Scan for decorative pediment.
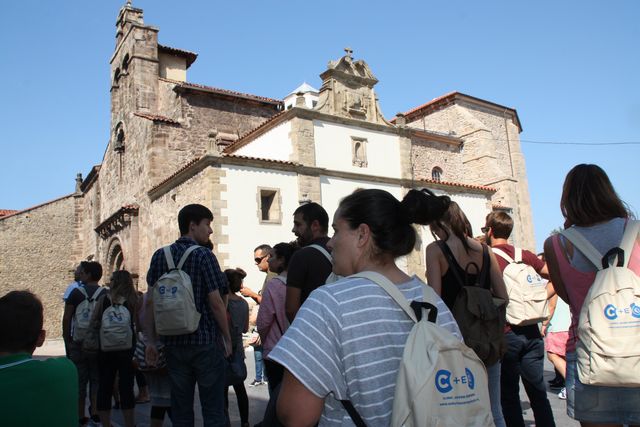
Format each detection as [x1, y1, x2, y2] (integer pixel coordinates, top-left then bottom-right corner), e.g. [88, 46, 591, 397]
[316, 49, 390, 125]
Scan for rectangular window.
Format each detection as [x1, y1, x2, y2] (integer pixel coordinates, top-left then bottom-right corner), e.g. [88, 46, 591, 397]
[258, 188, 281, 224]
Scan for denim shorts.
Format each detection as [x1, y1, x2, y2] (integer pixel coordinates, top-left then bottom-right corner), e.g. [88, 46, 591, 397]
[566, 351, 640, 424]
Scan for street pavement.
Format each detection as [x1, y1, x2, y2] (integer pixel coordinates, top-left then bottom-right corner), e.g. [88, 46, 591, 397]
[36, 339, 577, 426]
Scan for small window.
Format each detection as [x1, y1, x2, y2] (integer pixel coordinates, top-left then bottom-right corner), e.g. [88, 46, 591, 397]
[351, 137, 368, 167]
[113, 68, 121, 86]
[312, 100, 318, 108]
[122, 54, 130, 72]
[258, 188, 281, 223]
[114, 123, 125, 152]
[432, 167, 443, 182]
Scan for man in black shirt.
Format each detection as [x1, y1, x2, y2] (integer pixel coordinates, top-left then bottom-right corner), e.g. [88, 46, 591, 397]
[285, 202, 333, 322]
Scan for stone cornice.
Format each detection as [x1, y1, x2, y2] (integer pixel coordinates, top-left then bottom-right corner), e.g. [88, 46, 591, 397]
[148, 154, 495, 201]
[95, 205, 140, 240]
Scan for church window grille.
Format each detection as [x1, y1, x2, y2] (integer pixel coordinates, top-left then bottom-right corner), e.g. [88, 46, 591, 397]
[432, 166, 443, 182]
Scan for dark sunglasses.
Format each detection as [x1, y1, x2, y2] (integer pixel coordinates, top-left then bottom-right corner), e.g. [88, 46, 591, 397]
[481, 226, 490, 233]
[254, 255, 269, 264]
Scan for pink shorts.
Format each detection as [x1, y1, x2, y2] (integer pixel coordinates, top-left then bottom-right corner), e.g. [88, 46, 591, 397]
[545, 331, 569, 356]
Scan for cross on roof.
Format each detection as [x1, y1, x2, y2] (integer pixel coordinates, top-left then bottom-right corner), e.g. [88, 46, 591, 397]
[344, 47, 353, 58]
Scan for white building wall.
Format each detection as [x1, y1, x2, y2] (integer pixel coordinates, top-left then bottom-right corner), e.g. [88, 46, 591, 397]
[314, 120, 402, 178]
[219, 165, 299, 292]
[234, 121, 293, 161]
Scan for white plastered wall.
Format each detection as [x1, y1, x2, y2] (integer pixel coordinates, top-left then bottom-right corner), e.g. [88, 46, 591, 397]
[234, 121, 293, 161]
[219, 165, 299, 292]
[314, 120, 402, 178]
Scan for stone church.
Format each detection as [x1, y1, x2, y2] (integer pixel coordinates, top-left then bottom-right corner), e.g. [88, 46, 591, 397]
[0, 3, 534, 336]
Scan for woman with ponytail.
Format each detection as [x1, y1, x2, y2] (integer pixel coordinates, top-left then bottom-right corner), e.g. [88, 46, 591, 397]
[268, 188, 461, 426]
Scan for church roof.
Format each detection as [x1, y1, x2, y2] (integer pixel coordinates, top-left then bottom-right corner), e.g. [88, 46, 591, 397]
[0, 194, 75, 221]
[395, 92, 522, 132]
[160, 78, 283, 106]
[158, 44, 197, 68]
[288, 82, 319, 95]
[133, 112, 180, 125]
[0, 209, 17, 217]
[222, 110, 291, 154]
[418, 178, 496, 193]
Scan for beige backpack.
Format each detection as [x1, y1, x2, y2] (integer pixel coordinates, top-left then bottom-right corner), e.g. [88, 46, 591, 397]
[492, 248, 549, 326]
[153, 245, 201, 336]
[560, 221, 640, 386]
[351, 271, 493, 427]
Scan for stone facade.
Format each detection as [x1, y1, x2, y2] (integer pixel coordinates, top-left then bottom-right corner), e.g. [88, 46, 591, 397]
[0, 196, 76, 336]
[0, 3, 536, 336]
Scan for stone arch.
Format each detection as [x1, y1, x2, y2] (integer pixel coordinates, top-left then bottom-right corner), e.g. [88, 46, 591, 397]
[114, 121, 126, 152]
[122, 53, 130, 72]
[106, 237, 126, 278]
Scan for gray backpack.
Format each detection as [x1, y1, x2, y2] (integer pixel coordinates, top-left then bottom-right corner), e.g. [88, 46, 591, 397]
[100, 296, 134, 352]
[73, 286, 105, 342]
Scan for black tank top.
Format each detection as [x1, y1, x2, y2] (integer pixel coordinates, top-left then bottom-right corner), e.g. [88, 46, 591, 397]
[437, 241, 491, 310]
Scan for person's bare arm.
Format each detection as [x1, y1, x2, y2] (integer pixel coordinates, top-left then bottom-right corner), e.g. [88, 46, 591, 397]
[544, 237, 570, 305]
[285, 287, 302, 323]
[62, 303, 74, 344]
[425, 243, 443, 295]
[144, 291, 159, 366]
[277, 370, 324, 427]
[538, 263, 550, 280]
[208, 290, 232, 357]
[542, 293, 558, 336]
[488, 251, 509, 301]
[240, 287, 262, 304]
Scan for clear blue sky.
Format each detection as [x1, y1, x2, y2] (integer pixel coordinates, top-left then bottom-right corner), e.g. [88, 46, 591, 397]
[1, 0, 638, 251]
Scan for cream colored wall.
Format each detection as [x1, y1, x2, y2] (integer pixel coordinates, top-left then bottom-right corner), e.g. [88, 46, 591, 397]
[219, 165, 299, 292]
[314, 120, 402, 178]
[158, 52, 187, 81]
[234, 121, 293, 161]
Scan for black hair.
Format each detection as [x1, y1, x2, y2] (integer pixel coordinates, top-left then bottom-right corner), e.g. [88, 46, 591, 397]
[80, 261, 103, 282]
[254, 244, 272, 253]
[0, 290, 43, 353]
[293, 202, 329, 233]
[338, 188, 450, 258]
[178, 204, 214, 236]
[271, 242, 298, 273]
[224, 268, 247, 293]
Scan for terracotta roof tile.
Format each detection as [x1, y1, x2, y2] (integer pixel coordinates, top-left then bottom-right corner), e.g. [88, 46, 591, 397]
[418, 178, 496, 193]
[133, 112, 180, 125]
[0, 194, 75, 221]
[158, 44, 197, 67]
[0, 209, 18, 217]
[223, 154, 297, 166]
[160, 78, 282, 105]
[222, 110, 289, 154]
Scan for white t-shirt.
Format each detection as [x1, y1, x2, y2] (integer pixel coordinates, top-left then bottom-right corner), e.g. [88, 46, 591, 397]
[268, 275, 461, 426]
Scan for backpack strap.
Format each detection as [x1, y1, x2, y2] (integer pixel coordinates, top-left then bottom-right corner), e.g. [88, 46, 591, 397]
[620, 220, 640, 268]
[76, 286, 89, 300]
[514, 248, 523, 263]
[308, 244, 333, 264]
[354, 271, 417, 322]
[339, 400, 368, 427]
[437, 241, 491, 290]
[477, 244, 491, 290]
[163, 245, 199, 271]
[492, 248, 515, 264]
[437, 241, 467, 289]
[560, 228, 604, 270]
[91, 286, 105, 302]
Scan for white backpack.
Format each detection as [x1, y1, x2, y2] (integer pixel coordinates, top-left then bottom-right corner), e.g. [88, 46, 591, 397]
[72, 286, 105, 342]
[153, 245, 201, 336]
[100, 296, 134, 352]
[560, 221, 640, 386]
[308, 244, 342, 284]
[352, 271, 493, 427]
[492, 248, 549, 326]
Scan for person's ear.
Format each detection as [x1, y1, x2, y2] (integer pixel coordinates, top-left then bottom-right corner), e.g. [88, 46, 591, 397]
[36, 329, 46, 348]
[356, 223, 371, 248]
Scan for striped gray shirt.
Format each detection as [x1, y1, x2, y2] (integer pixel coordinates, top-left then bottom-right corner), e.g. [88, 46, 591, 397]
[268, 275, 461, 426]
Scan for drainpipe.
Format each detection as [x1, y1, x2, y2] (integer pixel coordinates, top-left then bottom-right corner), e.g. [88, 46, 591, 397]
[503, 108, 514, 177]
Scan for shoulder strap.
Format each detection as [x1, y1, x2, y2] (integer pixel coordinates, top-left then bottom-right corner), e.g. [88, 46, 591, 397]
[492, 248, 515, 264]
[308, 244, 333, 264]
[437, 241, 466, 288]
[620, 220, 640, 268]
[163, 246, 176, 270]
[353, 271, 418, 323]
[177, 245, 199, 270]
[91, 286, 105, 302]
[514, 248, 523, 263]
[0, 358, 35, 370]
[340, 400, 367, 427]
[478, 244, 491, 290]
[76, 286, 88, 299]
[560, 228, 603, 270]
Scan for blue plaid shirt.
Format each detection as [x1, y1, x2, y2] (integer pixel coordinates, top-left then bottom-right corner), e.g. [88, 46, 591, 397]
[147, 237, 228, 346]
